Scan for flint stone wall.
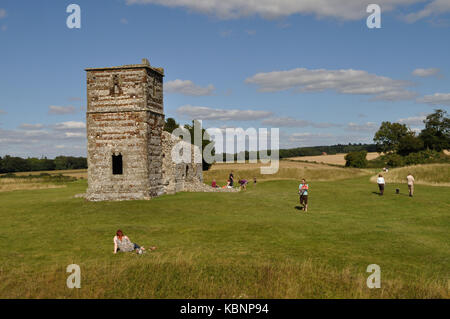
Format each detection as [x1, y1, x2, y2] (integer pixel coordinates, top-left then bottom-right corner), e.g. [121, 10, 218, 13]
[85, 60, 235, 201]
[85, 61, 165, 201]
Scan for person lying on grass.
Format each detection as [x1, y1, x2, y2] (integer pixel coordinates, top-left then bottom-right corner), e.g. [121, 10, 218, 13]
[113, 229, 156, 254]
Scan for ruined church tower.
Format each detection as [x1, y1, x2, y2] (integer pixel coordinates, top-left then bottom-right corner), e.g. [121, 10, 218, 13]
[85, 59, 165, 201]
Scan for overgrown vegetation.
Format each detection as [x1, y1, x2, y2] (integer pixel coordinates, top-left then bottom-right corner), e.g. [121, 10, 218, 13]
[367, 149, 449, 168]
[0, 173, 77, 192]
[344, 151, 368, 168]
[369, 163, 450, 186]
[347, 109, 450, 168]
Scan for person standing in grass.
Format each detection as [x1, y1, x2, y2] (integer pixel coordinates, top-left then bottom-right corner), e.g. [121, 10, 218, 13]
[407, 173, 415, 197]
[229, 172, 234, 187]
[113, 229, 156, 254]
[298, 179, 309, 212]
[377, 174, 385, 196]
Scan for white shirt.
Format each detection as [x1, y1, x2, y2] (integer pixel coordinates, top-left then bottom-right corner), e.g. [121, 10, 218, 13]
[377, 177, 385, 184]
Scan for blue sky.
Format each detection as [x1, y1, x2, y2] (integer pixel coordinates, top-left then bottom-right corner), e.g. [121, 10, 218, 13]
[0, 0, 449, 157]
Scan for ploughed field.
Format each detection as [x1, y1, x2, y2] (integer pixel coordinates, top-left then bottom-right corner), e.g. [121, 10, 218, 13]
[0, 163, 448, 298]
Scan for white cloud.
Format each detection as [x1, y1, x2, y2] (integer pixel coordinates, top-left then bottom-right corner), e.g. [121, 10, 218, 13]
[165, 79, 215, 96]
[246, 67, 416, 101]
[19, 123, 44, 130]
[53, 121, 86, 130]
[417, 93, 450, 106]
[412, 68, 441, 77]
[48, 105, 77, 115]
[262, 116, 340, 128]
[125, 0, 423, 21]
[120, 18, 129, 24]
[0, 9, 6, 19]
[397, 115, 426, 126]
[404, 0, 450, 22]
[176, 105, 272, 121]
[0, 122, 86, 157]
[346, 122, 378, 132]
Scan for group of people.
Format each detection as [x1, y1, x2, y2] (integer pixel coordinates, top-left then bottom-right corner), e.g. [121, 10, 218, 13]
[376, 172, 415, 197]
[211, 171, 256, 190]
[114, 171, 419, 255]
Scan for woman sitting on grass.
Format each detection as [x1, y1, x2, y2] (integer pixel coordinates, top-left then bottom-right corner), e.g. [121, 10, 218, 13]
[113, 229, 156, 254]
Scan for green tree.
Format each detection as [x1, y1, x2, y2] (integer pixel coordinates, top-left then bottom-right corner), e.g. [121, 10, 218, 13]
[164, 117, 179, 133]
[397, 134, 424, 156]
[183, 120, 215, 171]
[373, 121, 409, 153]
[419, 109, 450, 151]
[344, 151, 368, 168]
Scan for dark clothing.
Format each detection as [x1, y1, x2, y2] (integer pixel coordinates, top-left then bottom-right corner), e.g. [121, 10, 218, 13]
[300, 195, 308, 205]
[378, 184, 384, 195]
[229, 174, 234, 186]
[239, 179, 248, 186]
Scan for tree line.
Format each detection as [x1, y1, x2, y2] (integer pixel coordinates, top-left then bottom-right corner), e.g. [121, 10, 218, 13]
[0, 156, 87, 173]
[345, 109, 450, 168]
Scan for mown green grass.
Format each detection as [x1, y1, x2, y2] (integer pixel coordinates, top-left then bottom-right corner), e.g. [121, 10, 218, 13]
[0, 176, 448, 298]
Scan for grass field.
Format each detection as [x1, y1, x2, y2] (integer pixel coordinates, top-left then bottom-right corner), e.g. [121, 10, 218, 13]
[288, 152, 380, 166]
[204, 160, 372, 185]
[0, 163, 449, 298]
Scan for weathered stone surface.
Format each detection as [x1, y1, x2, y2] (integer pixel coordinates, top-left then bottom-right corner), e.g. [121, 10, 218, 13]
[85, 59, 230, 202]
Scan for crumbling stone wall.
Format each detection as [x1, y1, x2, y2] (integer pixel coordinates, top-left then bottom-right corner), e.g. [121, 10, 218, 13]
[161, 131, 203, 194]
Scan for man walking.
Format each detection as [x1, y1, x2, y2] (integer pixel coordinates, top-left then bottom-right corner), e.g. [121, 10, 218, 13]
[377, 174, 385, 196]
[407, 173, 415, 197]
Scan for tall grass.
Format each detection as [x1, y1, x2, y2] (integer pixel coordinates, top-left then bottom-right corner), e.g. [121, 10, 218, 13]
[204, 161, 369, 185]
[0, 178, 66, 192]
[1, 256, 447, 298]
[370, 164, 450, 186]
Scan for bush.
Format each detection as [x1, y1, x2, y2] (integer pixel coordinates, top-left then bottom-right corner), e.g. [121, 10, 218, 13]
[367, 150, 450, 168]
[344, 151, 368, 168]
[386, 153, 404, 167]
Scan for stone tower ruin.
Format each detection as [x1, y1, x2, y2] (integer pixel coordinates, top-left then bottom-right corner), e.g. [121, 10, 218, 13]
[85, 59, 165, 201]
